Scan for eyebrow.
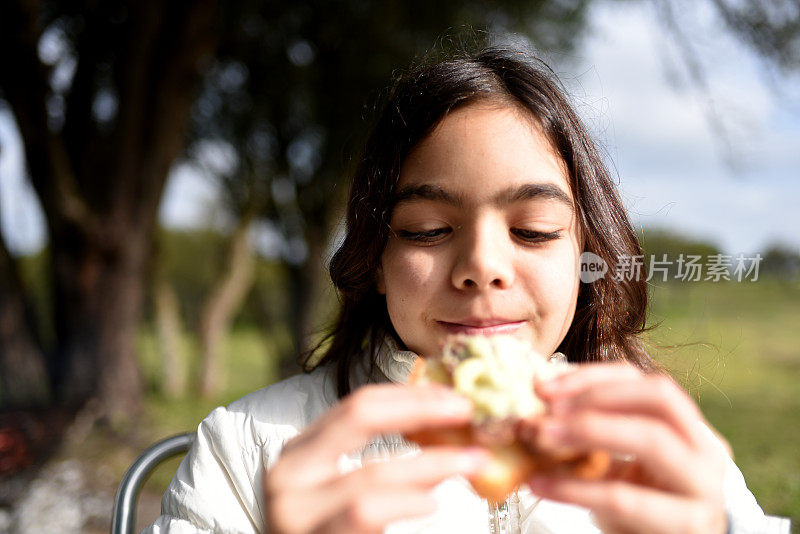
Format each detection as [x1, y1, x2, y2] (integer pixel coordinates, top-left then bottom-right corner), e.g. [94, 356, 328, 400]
[497, 183, 574, 210]
[393, 182, 574, 211]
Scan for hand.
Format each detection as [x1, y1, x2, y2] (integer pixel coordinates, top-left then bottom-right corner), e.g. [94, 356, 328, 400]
[263, 383, 488, 534]
[521, 363, 729, 534]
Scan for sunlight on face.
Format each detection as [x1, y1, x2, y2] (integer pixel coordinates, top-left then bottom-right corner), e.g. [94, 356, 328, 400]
[377, 102, 584, 358]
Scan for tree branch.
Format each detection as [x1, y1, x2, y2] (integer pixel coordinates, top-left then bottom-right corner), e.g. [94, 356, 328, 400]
[709, 0, 800, 71]
[652, 0, 741, 173]
[63, 4, 106, 185]
[107, 0, 219, 229]
[138, 0, 220, 219]
[0, 0, 103, 240]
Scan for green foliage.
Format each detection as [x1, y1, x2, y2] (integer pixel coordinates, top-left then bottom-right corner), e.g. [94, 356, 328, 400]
[151, 226, 290, 330]
[14, 248, 54, 350]
[242, 260, 293, 330]
[760, 243, 800, 281]
[639, 227, 722, 259]
[190, 0, 594, 260]
[637, 228, 722, 281]
[151, 228, 230, 327]
[639, 229, 800, 284]
[137, 324, 285, 407]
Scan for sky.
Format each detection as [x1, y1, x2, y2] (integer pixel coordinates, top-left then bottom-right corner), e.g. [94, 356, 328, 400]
[560, 1, 800, 255]
[1, 0, 799, 257]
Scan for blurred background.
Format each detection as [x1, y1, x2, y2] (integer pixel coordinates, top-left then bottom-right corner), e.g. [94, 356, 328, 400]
[0, 0, 798, 532]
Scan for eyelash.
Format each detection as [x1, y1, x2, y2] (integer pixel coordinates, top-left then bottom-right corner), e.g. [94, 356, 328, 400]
[511, 229, 561, 243]
[396, 228, 561, 244]
[396, 228, 452, 242]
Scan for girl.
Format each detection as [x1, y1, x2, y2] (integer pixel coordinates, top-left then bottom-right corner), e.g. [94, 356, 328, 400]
[145, 46, 776, 533]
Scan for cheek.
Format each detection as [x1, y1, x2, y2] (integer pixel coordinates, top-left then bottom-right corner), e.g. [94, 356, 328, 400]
[518, 246, 581, 354]
[521, 245, 581, 316]
[380, 247, 441, 311]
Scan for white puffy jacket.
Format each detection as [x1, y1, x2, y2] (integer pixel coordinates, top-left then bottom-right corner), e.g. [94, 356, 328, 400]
[143, 341, 787, 533]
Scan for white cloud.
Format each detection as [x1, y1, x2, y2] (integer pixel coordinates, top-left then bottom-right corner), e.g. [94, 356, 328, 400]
[622, 175, 800, 253]
[566, 0, 800, 254]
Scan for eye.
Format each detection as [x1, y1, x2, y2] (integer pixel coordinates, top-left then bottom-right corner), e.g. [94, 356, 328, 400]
[511, 228, 561, 243]
[396, 227, 451, 243]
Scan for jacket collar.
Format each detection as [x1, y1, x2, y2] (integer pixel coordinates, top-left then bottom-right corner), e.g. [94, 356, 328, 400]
[367, 336, 569, 386]
[373, 336, 418, 384]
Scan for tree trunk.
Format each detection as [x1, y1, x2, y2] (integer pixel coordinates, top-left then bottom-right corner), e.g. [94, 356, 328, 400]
[0, 0, 220, 422]
[0, 234, 50, 407]
[50, 222, 148, 425]
[154, 277, 188, 399]
[198, 217, 256, 399]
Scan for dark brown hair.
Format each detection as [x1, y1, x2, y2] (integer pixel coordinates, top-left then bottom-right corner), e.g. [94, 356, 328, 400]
[306, 46, 658, 398]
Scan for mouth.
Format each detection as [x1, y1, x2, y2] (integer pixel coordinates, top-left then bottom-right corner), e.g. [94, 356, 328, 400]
[437, 318, 526, 336]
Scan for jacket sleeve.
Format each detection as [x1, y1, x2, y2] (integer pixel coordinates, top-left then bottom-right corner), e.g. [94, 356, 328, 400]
[723, 455, 791, 534]
[140, 406, 271, 534]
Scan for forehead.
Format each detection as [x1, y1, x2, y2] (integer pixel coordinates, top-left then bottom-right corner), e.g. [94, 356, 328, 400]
[397, 102, 573, 205]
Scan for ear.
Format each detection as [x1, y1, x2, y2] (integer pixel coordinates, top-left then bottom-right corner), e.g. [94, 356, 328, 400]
[376, 264, 386, 295]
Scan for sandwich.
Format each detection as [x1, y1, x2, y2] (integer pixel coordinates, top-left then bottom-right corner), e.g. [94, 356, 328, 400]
[404, 335, 610, 503]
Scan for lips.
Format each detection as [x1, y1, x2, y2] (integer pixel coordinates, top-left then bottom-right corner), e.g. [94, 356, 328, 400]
[437, 318, 526, 336]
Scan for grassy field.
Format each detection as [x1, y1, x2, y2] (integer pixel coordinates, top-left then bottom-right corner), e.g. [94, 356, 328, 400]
[645, 279, 800, 527]
[131, 278, 799, 528]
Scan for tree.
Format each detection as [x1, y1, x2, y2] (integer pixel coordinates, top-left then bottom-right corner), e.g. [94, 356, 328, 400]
[186, 0, 595, 379]
[3, 0, 793, 421]
[0, 0, 591, 416]
[761, 244, 800, 281]
[652, 0, 800, 171]
[191, 0, 800, 382]
[177, 0, 800, 392]
[639, 228, 722, 280]
[0, 0, 219, 422]
[707, 0, 800, 72]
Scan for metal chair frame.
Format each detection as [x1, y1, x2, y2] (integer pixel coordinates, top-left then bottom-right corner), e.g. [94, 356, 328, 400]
[110, 432, 196, 534]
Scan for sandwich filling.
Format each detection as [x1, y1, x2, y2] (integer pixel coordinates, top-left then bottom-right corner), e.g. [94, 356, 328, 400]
[417, 335, 570, 423]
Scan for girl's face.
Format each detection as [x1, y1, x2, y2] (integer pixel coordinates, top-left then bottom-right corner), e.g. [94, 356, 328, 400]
[378, 102, 584, 358]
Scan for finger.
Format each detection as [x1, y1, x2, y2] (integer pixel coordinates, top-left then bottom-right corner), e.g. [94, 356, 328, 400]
[535, 362, 643, 399]
[307, 447, 488, 524]
[271, 384, 473, 487]
[536, 411, 702, 493]
[602, 455, 643, 483]
[322, 489, 438, 534]
[527, 476, 726, 534]
[270, 448, 484, 533]
[306, 384, 474, 456]
[268, 487, 437, 534]
[547, 374, 705, 447]
[350, 447, 490, 488]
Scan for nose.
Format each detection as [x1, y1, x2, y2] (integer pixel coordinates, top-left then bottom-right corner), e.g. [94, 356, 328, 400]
[450, 220, 514, 290]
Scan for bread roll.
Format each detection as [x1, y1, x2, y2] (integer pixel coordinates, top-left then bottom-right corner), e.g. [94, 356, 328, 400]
[404, 335, 610, 502]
